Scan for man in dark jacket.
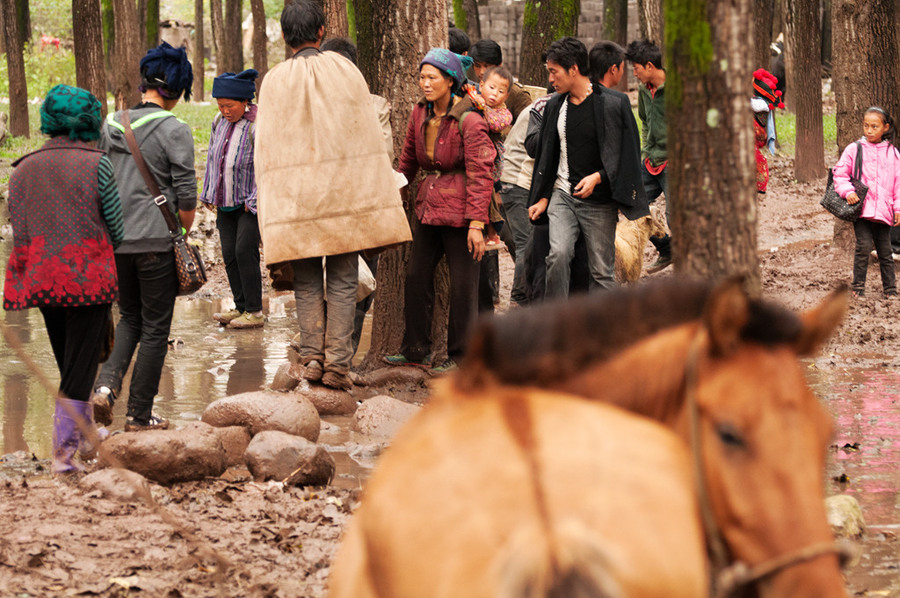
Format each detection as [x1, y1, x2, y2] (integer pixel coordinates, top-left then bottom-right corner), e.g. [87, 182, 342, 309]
[527, 37, 648, 296]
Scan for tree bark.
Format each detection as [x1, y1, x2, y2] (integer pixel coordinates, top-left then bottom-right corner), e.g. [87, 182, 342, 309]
[250, 0, 268, 85]
[324, 0, 349, 38]
[353, 0, 447, 367]
[102, 0, 114, 71]
[831, 0, 900, 250]
[14, 0, 28, 47]
[112, 0, 142, 110]
[820, 0, 831, 71]
[146, 0, 160, 48]
[753, 0, 775, 70]
[602, 0, 628, 91]
[518, 0, 581, 87]
[665, 0, 760, 292]
[210, 0, 227, 74]
[783, 0, 824, 182]
[452, 0, 481, 41]
[637, 0, 663, 45]
[73, 0, 108, 117]
[1, 0, 28, 137]
[224, 0, 244, 72]
[193, 0, 205, 100]
[137, 0, 147, 50]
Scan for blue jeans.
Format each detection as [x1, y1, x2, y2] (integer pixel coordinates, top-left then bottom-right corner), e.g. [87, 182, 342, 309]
[292, 252, 358, 375]
[500, 183, 532, 304]
[546, 189, 618, 297]
[642, 162, 671, 257]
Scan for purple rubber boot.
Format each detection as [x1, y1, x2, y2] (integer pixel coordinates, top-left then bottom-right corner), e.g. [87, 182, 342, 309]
[53, 397, 92, 474]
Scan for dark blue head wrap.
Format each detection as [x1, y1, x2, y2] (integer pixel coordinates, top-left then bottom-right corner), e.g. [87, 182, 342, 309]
[212, 69, 259, 100]
[139, 41, 193, 101]
[419, 48, 466, 95]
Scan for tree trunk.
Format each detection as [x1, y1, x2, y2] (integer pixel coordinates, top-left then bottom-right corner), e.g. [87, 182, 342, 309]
[73, 0, 108, 117]
[193, 0, 205, 100]
[14, 0, 28, 47]
[602, 0, 628, 91]
[250, 0, 267, 86]
[665, 0, 760, 292]
[102, 0, 114, 71]
[832, 0, 900, 250]
[284, 0, 292, 59]
[224, 0, 244, 72]
[753, 0, 775, 70]
[452, 0, 481, 41]
[783, 0, 824, 182]
[353, 0, 447, 367]
[1, 0, 28, 137]
[112, 0, 142, 110]
[519, 0, 581, 87]
[820, 0, 831, 71]
[211, 0, 227, 73]
[137, 0, 147, 50]
[324, 0, 349, 38]
[146, 0, 160, 48]
[637, 0, 663, 44]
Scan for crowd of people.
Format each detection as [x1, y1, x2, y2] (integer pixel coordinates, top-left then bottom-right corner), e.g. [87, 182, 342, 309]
[7, 0, 900, 475]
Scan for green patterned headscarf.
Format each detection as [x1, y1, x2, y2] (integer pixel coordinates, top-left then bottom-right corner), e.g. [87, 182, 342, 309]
[40, 84, 103, 142]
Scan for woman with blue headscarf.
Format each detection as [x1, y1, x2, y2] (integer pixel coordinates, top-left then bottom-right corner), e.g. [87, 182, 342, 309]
[3, 84, 123, 473]
[384, 48, 495, 372]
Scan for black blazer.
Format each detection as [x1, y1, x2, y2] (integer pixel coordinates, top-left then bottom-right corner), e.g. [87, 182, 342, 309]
[527, 83, 649, 223]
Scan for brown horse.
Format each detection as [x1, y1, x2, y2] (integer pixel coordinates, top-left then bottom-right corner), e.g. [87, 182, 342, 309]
[330, 386, 709, 597]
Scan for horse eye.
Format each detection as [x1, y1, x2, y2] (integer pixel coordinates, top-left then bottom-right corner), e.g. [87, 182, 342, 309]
[716, 423, 746, 449]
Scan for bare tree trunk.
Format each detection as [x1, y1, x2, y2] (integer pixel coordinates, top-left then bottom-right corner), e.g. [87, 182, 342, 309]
[1, 0, 28, 137]
[102, 0, 114, 71]
[665, 0, 760, 292]
[324, 0, 349, 38]
[753, 0, 775, 70]
[73, 0, 108, 117]
[210, 0, 226, 74]
[112, 0, 141, 110]
[353, 0, 447, 367]
[146, 0, 160, 48]
[783, 0, 824, 182]
[637, 0, 663, 44]
[519, 0, 580, 87]
[250, 0, 268, 85]
[225, 0, 244, 72]
[821, 0, 831, 71]
[14, 0, 28, 47]
[137, 0, 147, 50]
[193, 0, 205, 100]
[452, 0, 481, 41]
[284, 0, 292, 59]
[831, 0, 900, 250]
[603, 0, 628, 91]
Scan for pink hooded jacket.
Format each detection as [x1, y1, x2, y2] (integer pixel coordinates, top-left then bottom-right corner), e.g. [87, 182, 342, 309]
[833, 138, 900, 226]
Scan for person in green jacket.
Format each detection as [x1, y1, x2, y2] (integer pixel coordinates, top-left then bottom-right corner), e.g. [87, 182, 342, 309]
[627, 39, 671, 273]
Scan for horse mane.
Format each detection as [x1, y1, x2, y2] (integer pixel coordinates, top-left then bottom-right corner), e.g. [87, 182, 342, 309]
[461, 278, 804, 387]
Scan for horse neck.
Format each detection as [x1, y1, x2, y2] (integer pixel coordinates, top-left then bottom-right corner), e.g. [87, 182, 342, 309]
[558, 323, 698, 426]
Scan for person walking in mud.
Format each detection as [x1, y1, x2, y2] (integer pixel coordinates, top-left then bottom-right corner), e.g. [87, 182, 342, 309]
[90, 42, 197, 432]
[3, 85, 123, 472]
[255, 0, 410, 390]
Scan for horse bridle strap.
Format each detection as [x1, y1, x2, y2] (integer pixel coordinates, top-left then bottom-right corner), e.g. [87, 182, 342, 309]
[683, 331, 850, 598]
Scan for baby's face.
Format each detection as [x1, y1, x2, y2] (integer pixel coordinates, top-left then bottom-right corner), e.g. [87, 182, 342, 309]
[481, 74, 510, 109]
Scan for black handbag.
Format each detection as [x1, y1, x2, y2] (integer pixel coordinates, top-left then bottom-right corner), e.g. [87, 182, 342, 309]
[821, 141, 867, 222]
[120, 110, 207, 296]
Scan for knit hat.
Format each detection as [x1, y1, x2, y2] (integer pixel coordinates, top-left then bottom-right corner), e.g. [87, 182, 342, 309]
[139, 41, 193, 101]
[40, 84, 103, 142]
[420, 48, 466, 95]
[752, 69, 783, 110]
[212, 69, 259, 100]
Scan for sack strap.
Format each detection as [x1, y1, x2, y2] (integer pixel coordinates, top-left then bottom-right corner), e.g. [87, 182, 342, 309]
[854, 141, 863, 181]
[120, 110, 181, 236]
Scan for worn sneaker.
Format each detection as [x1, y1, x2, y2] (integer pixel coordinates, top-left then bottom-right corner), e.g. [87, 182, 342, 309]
[213, 308, 242, 325]
[90, 386, 116, 427]
[228, 311, 265, 329]
[322, 371, 353, 390]
[647, 255, 673, 274]
[304, 359, 324, 382]
[125, 414, 170, 432]
[431, 359, 458, 374]
[383, 353, 430, 368]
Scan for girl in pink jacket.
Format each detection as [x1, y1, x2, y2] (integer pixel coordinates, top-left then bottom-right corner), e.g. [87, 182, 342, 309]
[833, 107, 900, 297]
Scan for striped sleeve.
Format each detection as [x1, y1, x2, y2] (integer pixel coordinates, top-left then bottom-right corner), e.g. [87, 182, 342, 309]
[97, 155, 124, 248]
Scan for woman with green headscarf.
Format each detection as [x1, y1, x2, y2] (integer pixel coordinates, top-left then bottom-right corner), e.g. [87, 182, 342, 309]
[3, 84, 124, 474]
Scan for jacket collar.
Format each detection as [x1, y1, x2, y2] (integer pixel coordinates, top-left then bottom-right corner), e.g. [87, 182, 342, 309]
[416, 95, 475, 121]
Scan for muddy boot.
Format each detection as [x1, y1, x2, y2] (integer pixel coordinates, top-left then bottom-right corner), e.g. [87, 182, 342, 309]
[53, 397, 91, 474]
[78, 400, 109, 461]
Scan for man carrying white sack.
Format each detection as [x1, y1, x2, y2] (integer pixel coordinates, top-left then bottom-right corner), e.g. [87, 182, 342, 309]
[255, 0, 411, 390]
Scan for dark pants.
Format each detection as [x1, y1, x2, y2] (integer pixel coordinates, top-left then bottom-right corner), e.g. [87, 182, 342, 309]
[216, 208, 262, 313]
[891, 224, 900, 254]
[642, 162, 671, 258]
[478, 250, 500, 313]
[500, 184, 531, 304]
[853, 218, 896, 295]
[96, 251, 178, 423]
[40, 303, 111, 402]
[403, 224, 480, 362]
[525, 221, 591, 303]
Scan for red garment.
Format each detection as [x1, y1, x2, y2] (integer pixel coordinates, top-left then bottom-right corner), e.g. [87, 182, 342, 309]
[754, 119, 769, 193]
[398, 96, 495, 227]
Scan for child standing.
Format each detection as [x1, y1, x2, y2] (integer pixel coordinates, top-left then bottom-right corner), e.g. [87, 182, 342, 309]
[833, 106, 900, 297]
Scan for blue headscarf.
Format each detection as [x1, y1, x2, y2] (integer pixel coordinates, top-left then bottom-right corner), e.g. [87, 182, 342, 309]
[139, 41, 193, 101]
[212, 69, 259, 100]
[419, 48, 466, 95]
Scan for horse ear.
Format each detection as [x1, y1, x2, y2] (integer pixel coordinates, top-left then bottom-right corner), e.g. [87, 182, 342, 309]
[794, 285, 849, 356]
[703, 277, 751, 357]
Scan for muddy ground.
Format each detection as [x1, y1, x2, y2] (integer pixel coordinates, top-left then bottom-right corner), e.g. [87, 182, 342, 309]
[1, 148, 899, 596]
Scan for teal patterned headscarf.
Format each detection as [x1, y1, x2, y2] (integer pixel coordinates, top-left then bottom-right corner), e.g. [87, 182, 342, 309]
[40, 84, 103, 142]
[420, 48, 467, 95]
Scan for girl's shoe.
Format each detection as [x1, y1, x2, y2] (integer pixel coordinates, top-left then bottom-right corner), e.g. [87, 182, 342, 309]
[213, 308, 242, 325]
[90, 386, 116, 426]
[383, 354, 430, 368]
[125, 414, 170, 432]
[228, 312, 265, 329]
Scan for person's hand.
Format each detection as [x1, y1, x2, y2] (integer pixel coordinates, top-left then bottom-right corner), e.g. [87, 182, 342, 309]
[528, 197, 549, 221]
[894, 212, 900, 226]
[846, 192, 860, 205]
[468, 228, 485, 262]
[573, 172, 602, 198]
